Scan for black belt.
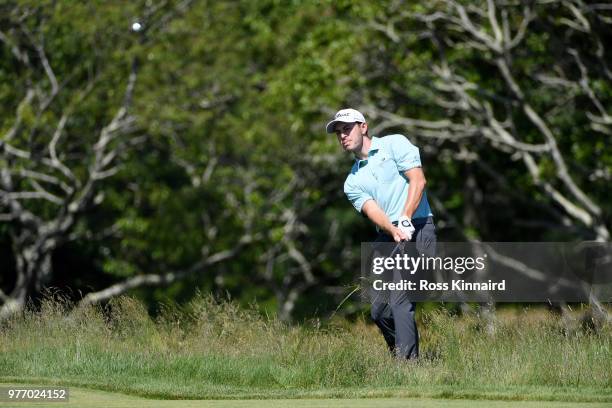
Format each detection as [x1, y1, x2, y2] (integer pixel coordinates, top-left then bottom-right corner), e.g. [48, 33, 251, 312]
[392, 216, 433, 226]
[379, 216, 433, 233]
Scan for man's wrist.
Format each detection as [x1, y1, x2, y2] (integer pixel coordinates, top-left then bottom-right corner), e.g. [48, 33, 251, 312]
[398, 215, 412, 225]
[380, 221, 395, 234]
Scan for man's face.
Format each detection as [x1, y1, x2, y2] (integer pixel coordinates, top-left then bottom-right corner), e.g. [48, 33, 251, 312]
[335, 122, 366, 153]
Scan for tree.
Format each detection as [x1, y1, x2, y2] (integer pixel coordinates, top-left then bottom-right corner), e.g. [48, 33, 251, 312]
[354, 0, 610, 241]
[0, 1, 200, 318]
[0, 0, 361, 320]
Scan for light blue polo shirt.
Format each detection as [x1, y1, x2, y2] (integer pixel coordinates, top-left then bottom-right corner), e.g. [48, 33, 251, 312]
[344, 135, 433, 222]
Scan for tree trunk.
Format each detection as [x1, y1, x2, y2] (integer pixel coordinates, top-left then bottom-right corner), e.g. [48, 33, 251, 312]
[0, 233, 53, 320]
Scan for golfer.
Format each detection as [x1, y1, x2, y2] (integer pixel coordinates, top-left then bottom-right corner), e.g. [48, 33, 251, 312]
[326, 108, 436, 359]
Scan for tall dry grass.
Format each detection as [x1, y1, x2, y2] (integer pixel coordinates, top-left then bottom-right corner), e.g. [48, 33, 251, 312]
[0, 295, 610, 400]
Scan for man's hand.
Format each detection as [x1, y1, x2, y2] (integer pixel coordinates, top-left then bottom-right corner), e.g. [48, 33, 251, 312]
[398, 216, 415, 241]
[389, 226, 408, 243]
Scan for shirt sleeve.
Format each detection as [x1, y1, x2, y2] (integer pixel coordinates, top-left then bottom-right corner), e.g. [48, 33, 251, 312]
[387, 134, 422, 171]
[344, 177, 372, 213]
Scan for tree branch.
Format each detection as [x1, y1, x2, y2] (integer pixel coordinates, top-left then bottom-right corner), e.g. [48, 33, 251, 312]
[2, 190, 63, 205]
[78, 234, 258, 307]
[0, 29, 31, 66]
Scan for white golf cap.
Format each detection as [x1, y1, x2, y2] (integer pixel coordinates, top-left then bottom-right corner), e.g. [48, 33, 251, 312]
[325, 108, 366, 134]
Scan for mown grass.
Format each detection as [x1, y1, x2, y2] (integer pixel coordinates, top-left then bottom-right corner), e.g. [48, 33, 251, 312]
[0, 295, 610, 402]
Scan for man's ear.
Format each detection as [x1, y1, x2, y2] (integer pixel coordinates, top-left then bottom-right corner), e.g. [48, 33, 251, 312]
[360, 122, 368, 135]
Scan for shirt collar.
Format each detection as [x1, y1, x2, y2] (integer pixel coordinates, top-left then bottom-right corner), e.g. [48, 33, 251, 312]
[369, 136, 381, 153]
[354, 137, 380, 167]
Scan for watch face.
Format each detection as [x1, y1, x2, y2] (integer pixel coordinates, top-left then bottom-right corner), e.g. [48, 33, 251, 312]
[401, 220, 410, 227]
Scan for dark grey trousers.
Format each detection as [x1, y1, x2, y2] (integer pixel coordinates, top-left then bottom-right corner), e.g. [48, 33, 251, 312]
[371, 217, 437, 359]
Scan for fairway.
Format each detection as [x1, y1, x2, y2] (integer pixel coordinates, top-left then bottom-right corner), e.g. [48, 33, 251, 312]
[0, 385, 610, 408]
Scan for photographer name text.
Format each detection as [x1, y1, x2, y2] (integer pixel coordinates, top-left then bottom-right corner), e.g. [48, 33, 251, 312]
[372, 279, 506, 291]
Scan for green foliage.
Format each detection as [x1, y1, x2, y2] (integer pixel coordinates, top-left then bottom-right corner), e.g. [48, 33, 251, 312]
[1, 0, 610, 318]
